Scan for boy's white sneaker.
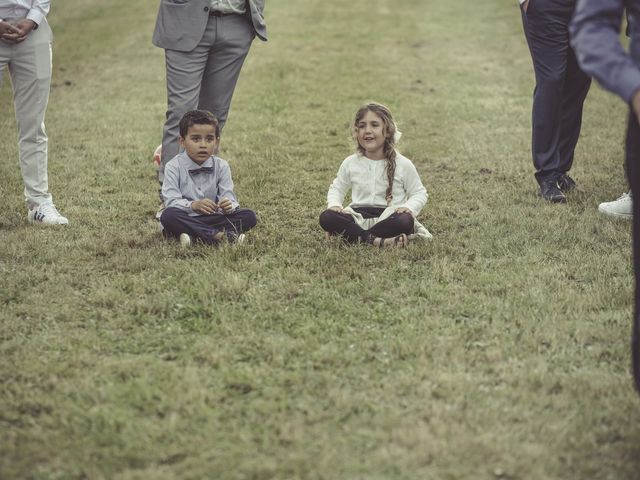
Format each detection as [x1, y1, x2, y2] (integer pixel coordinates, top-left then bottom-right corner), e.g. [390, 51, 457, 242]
[598, 191, 632, 219]
[179, 233, 192, 247]
[27, 203, 69, 225]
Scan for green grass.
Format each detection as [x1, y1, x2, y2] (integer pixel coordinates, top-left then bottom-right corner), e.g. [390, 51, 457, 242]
[1, 0, 640, 478]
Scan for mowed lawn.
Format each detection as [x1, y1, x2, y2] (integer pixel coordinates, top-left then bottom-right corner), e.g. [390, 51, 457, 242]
[1, 0, 640, 478]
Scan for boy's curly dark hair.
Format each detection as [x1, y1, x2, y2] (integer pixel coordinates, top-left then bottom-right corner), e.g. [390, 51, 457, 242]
[179, 110, 220, 138]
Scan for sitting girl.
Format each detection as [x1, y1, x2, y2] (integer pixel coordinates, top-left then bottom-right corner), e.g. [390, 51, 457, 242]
[320, 102, 431, 248]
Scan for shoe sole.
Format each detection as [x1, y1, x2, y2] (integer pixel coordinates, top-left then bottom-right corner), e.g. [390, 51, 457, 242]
[28, 218, 69, 225]
[598, 206, 632, 219]
[537, 192, 566, 203]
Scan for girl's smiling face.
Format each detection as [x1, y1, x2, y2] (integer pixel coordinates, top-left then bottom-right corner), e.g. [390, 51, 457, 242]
[356, 110, 387, 160]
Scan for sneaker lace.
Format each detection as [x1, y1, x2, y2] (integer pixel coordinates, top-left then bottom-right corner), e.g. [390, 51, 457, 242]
[618, 192, 632, 201]
[39, 203, 61, 218]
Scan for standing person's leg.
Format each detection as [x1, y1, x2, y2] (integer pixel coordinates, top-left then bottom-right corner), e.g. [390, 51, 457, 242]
[521, 0, 571, 200]
[9, 20, 53, 208]
[198, 14, 254, 133]
[556, 45, 591, 182]
[626, 110, 640, 391]
[159, 20, 217, 181]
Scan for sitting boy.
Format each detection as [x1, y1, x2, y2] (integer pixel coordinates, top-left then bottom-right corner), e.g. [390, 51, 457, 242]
[160, 110, 257, 246]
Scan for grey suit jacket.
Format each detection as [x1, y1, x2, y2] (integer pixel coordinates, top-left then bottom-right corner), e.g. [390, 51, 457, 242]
[571, 0, 640, 104]
[153, 0, 267, 52]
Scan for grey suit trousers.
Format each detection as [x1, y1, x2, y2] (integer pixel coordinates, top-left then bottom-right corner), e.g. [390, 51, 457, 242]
[160, 14, 254, 180]
[0, 18, 54, 209]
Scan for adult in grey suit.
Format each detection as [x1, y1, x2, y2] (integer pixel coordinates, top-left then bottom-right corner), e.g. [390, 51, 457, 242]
[571, 0, 640, 391]
[153, 0, 267, 182]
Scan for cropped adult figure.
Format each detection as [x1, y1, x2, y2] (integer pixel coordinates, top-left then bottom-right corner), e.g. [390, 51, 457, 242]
[153, 0, 267, 183]
[570, 1, 640, 390]
[0, 0, 68, 224]
[519, 0, 591, 203]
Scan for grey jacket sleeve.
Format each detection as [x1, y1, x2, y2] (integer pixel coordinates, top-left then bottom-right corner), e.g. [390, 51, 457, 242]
[571, 0, 640, 104]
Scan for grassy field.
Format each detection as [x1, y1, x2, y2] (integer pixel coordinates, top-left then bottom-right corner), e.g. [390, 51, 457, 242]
[1, 0, 639, 478]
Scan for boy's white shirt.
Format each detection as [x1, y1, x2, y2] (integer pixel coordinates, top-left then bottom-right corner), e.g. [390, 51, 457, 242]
[326, 152, 428, 217]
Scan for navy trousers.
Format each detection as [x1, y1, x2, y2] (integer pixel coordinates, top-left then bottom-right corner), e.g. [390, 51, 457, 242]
[626, 111, 640, 391]
[160, 207, 257, 244]
[521, 0, 591, 183]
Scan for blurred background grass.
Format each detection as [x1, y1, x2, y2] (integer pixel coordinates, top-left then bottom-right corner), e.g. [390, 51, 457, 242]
[1, 0, 639, 478]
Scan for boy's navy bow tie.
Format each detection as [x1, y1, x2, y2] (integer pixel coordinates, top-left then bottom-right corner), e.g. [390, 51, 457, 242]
[189, 166, 215, 175]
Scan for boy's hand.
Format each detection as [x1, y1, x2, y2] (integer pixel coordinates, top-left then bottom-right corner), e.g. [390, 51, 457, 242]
[191, 198, 218, 215]
[219, 198, 234, 214]
[328, 206, 343, 213]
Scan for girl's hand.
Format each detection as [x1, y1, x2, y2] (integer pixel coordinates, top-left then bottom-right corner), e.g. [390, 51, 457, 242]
[219, 198, 234, 214]
[328, 206, 343, 213]
[191, 198, 218, 215]
[395, 207, 412, 215]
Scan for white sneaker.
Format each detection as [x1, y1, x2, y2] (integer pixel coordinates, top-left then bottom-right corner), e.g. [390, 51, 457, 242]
[27, 203, 69, 225]
[179, 233, 192, 247]
[598, 191, 632, 219]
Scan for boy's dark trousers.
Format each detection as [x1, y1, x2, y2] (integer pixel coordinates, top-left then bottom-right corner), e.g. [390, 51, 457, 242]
[521, 0, 591, 184]
[161, 207, 257, 244]
[319, 208, 414, 244]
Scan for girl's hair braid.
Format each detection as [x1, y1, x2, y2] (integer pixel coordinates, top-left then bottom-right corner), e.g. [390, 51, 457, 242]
[352, 102, 398, 205]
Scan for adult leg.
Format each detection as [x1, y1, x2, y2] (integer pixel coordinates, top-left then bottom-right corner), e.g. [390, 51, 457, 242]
[198, 14, 254, 132]
[319, 209, 371, 244]
[626, 110, 640, 392]
[160, 33, 214, 180]
[521, 0, 573, 184]
[368, 212, 415, 239]
[557, 46, 591, 175]
[9, 19, 54, 209]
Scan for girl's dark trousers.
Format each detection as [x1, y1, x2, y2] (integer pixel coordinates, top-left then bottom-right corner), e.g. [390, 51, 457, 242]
[319, 206, 414, 244]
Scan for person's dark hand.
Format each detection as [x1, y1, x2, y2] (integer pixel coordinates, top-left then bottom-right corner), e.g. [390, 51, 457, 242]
[0, 21, 21, 42]
[1, 19, 36, 44]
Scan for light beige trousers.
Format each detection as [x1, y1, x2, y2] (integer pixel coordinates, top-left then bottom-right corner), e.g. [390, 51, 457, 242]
[0, 18, 53, 209]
